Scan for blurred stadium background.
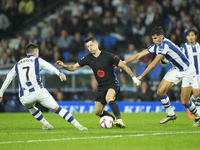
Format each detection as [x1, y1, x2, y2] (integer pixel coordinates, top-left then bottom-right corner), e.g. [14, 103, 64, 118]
[0, 0, 200, 112]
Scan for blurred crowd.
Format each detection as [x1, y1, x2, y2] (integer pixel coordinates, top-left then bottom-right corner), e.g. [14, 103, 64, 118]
[0, 0, 200, 103]
[1, 0, 200, 65]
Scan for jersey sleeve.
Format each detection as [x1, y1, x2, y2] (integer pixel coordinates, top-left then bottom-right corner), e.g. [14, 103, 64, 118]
[38, 58, 61, 76]
[109, 52, 120, 66]
[0, 65, 17, 97]
[147, 44, 157, 53]
[78, 55, 89, 67]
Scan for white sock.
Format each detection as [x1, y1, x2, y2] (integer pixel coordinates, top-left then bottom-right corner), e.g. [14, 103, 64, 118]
[28, 106, 49, 125]
[191, 95, 197, 103]
[186, 100, 200, 119]
[55, 106, 80, 127]
[159, 94, 175, 116]
[195, 98, 200, 112]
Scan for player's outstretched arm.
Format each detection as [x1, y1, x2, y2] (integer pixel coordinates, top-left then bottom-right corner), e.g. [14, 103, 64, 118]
[55, 61, 81, 71]
[124, 49, 149, 64]
[0, 66, 17, 100]
[59, 73, 66, 82]
[138, 54, 164, 80]
[118, 60, 141, 86]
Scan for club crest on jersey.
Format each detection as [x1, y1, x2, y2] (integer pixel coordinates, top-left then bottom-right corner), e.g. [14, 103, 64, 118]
[97, 70, 105, 78]
[96, 62, 101, 67]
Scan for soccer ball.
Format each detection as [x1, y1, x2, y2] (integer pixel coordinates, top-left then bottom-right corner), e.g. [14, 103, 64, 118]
[99, 116, 114, 129]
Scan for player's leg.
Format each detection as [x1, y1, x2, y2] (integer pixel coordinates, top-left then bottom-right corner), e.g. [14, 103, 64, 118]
[181, 87, 200, 127]
[94, 88, 115, 119]
[190, 76, 200, 104]
[94, 101, 115, 119]
[39, 89, 87, 130]
[196, 75, 200, 111]
[106, 88, 125, 128]
[157, 79, 177, 124]
[28, 105, 53, 130]
[52, 105, 87, 130]
[187, 88, 199, 119]
[181, 68, 200, 127]
[20, 93, 52, 130]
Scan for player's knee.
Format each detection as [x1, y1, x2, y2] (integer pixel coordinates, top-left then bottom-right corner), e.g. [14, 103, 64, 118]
[193, 92, 199, 99]
[181, 100, 189, 106]
[52, 105, 59, 112]
[157, 90, 165, 98]
[94, 110, 102, 116]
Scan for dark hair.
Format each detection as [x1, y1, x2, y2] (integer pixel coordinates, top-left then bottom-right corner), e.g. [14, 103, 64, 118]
[84, 37, 97, 43]
[186, 28, 198, 36]
[25, 43, 39, 54]
[150, 26, 164, 36]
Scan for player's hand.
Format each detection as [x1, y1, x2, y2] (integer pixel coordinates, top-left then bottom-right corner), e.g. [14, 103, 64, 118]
[59, 73, 67, 82]
[132, 77, 141, 86]
[137, 76, 142, 80]
[0, 97, 2, 102]
[55, 60, 65, 68]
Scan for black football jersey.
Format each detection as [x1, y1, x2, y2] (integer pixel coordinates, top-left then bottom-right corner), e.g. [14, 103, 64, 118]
[79, 51, 120, 87]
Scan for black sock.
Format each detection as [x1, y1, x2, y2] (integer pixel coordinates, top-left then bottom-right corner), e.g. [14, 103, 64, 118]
[100, 110, 115, 120]
[109, 101, 121, 119]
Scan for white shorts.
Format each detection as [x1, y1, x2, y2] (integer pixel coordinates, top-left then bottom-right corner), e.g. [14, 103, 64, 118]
[164, 65, 196, 87]
[20, 88, 57, 109]
[192, 75, 200, 89]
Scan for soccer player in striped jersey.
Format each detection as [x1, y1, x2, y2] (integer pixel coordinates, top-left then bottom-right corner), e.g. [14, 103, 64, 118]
[0, 43, 87, 130]
[181, 29, 200, 119]
[124, 26, 200, 127]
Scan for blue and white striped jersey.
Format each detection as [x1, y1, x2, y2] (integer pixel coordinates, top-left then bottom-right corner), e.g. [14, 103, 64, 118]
[147, 37, 191, 71]
[0, 55, 61, 97]
[181, 42, 200, 75]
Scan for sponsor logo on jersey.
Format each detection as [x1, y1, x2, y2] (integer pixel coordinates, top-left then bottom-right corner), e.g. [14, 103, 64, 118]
[97, 70, 105, 78]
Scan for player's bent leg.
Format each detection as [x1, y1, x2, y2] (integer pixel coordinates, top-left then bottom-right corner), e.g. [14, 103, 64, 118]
[95, 101, 115, 120]
[157, 80, 176, 124]
[28, 106, 53, 130]
[53, 105, 88, 130]
[196, 97, 200, 112]
[181, 87, 200, 127]
[108, 101, 125, 128]
[94, 101, 105, 117]
[185, 101, 200, 127]
[106, 89, 125, 128]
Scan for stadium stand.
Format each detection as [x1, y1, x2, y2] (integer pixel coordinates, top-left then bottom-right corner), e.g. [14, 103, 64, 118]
[1, 0, 200, 107]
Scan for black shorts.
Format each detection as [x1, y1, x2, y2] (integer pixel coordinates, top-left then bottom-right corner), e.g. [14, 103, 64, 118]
[95, 83, 120, 105]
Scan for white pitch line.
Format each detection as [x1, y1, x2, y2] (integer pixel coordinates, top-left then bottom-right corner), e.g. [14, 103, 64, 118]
[0, 131, 200, 145]
[0, 130, 161, 135]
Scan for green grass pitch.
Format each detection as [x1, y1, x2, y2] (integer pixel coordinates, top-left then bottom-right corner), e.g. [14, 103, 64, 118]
[0, 113, 200, 150]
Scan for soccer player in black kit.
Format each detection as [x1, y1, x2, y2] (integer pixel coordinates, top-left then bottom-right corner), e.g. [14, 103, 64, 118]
[55, 37, 141, 128]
